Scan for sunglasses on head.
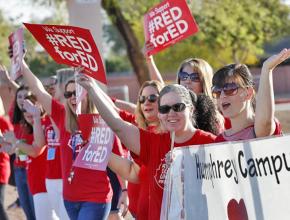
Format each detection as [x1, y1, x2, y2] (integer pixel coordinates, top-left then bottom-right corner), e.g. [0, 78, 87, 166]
[158, 103, 187, 114]
[64, 91, 76, 99]
[178, 71, 200, 82]
[139, 94, 158, 104]
[212, 82, 240, 99]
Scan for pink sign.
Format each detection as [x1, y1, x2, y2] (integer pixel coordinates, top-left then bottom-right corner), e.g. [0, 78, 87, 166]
[23, 23, 107, 84]
[144, 0, 199, 56]
[9, 27, 24, 80]
[74, 114, 114, 171]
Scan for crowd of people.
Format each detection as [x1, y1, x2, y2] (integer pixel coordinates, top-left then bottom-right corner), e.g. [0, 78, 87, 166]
[0, 34, 289, 220]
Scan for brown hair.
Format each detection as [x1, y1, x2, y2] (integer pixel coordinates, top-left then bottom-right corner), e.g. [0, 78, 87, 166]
[212, 63, 256, 109]
[177, 58, 214, 98]
[135, 80, 163, 130]
[158, 84, 219, 134]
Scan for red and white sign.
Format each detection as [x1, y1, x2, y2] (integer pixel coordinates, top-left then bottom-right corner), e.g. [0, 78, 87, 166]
[74, 114, 114, 171]
[9, 27, 24, 80]
[23, 23, 107, 84]
[144, 0, 199, 56]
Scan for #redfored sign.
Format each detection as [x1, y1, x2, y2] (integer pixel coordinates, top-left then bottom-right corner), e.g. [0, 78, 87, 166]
[144, 0, 199, 56]
[23, 23, 107, 84]
[74, 114, 114, 171]
[9, 27, 24, 80]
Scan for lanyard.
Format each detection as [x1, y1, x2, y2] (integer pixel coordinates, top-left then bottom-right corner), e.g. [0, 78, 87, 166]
[71, 132, 79, 161]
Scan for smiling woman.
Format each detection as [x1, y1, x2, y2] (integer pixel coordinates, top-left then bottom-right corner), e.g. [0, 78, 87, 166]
[76, 72, 218, 219]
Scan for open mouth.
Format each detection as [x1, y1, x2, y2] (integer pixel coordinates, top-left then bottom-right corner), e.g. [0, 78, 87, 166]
[221, 102, 231, 110]
[144, 107, 154, 113]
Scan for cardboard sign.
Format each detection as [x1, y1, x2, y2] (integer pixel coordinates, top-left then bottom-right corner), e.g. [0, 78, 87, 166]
[23, 23, 107, 84]
[9, 27, 24, 80]
[74, 114, 114, 171]
[161, 135, 290, 220]
[144, 0, 198, 56]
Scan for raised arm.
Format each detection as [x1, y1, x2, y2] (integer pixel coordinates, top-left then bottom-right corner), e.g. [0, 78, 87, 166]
[146, 55, 165, 85]
[21, 59, 52, 115]
[113, 98, 136, 114]
[76, 73, 141, 155]
[2, 130, 44, 158]
[0, 64, 19, 93]
[255, 48, 290, 137]
[23, 100, 46, 150]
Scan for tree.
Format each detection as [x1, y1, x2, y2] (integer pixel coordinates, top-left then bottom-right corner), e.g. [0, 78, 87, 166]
[101, 0, 152, 84]
[191, 0, 290, 63]
[102, 0, 290, 75]
[0, 12, 13, 66]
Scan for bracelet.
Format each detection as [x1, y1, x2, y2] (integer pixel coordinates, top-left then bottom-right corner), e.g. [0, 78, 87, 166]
[121, 188, 128, 192]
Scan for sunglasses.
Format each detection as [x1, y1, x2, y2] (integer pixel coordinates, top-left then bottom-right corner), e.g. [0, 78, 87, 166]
[64, 91, 76, 99]
[139, 94, 158, 104]
[178, 71, 200, 82]
[158, 103, 187, 114]
[212, 82, 240, 99]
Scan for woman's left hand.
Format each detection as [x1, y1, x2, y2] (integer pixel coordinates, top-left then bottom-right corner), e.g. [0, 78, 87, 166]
[75, 71, 97, 92]
[263, 48, 290, 71]
[3, 131, 17, 145]
[23, 99, 42, 118]
[117, 190, 129, 217]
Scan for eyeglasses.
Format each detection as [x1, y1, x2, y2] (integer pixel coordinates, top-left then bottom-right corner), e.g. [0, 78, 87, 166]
[212, 82, 240, 99]
[178, 71, 200, 82]
[64, 91, 76, 99]
[139, 94, 158, 104]
[158, 103, 187, 114]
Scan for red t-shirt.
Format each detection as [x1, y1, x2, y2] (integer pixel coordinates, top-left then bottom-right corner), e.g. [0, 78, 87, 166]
[224, 117, 232, 130]
[139, 129, 216, 220]
[43, 116, 62, 179]
[51, 99, 113, 203]
[215, 119, 282, 142]
[27, 148, 47, 195]
[0, 116, 13, 184]
[14, 120, 46, 195]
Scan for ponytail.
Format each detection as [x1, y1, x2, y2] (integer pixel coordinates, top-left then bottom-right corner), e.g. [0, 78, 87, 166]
[189, 92, 219, 135]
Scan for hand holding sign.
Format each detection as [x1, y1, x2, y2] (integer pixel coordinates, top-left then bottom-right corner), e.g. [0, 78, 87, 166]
[75, 71, 98, 92]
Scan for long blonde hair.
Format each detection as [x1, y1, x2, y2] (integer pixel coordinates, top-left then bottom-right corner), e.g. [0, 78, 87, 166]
[64, 80, 97, 133]
[135, 80, 163, 130]
[177, 58, 213, 98]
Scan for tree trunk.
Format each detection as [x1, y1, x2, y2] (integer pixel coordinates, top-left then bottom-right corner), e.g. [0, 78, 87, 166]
[102, 0, 150, 86]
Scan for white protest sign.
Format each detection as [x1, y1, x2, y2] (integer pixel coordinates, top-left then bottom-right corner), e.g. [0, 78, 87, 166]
[161, 135, 290, 220]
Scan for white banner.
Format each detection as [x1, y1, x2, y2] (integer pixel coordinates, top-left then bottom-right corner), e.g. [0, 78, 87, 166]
[161, 135, 290, 220]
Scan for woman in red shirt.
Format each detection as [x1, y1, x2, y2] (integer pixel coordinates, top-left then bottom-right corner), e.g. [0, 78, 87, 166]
[213, 49, 290, 142]
[3, 92, 58, 220]
[21, 60, 116, 220]
[77, 73, 217, 220]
